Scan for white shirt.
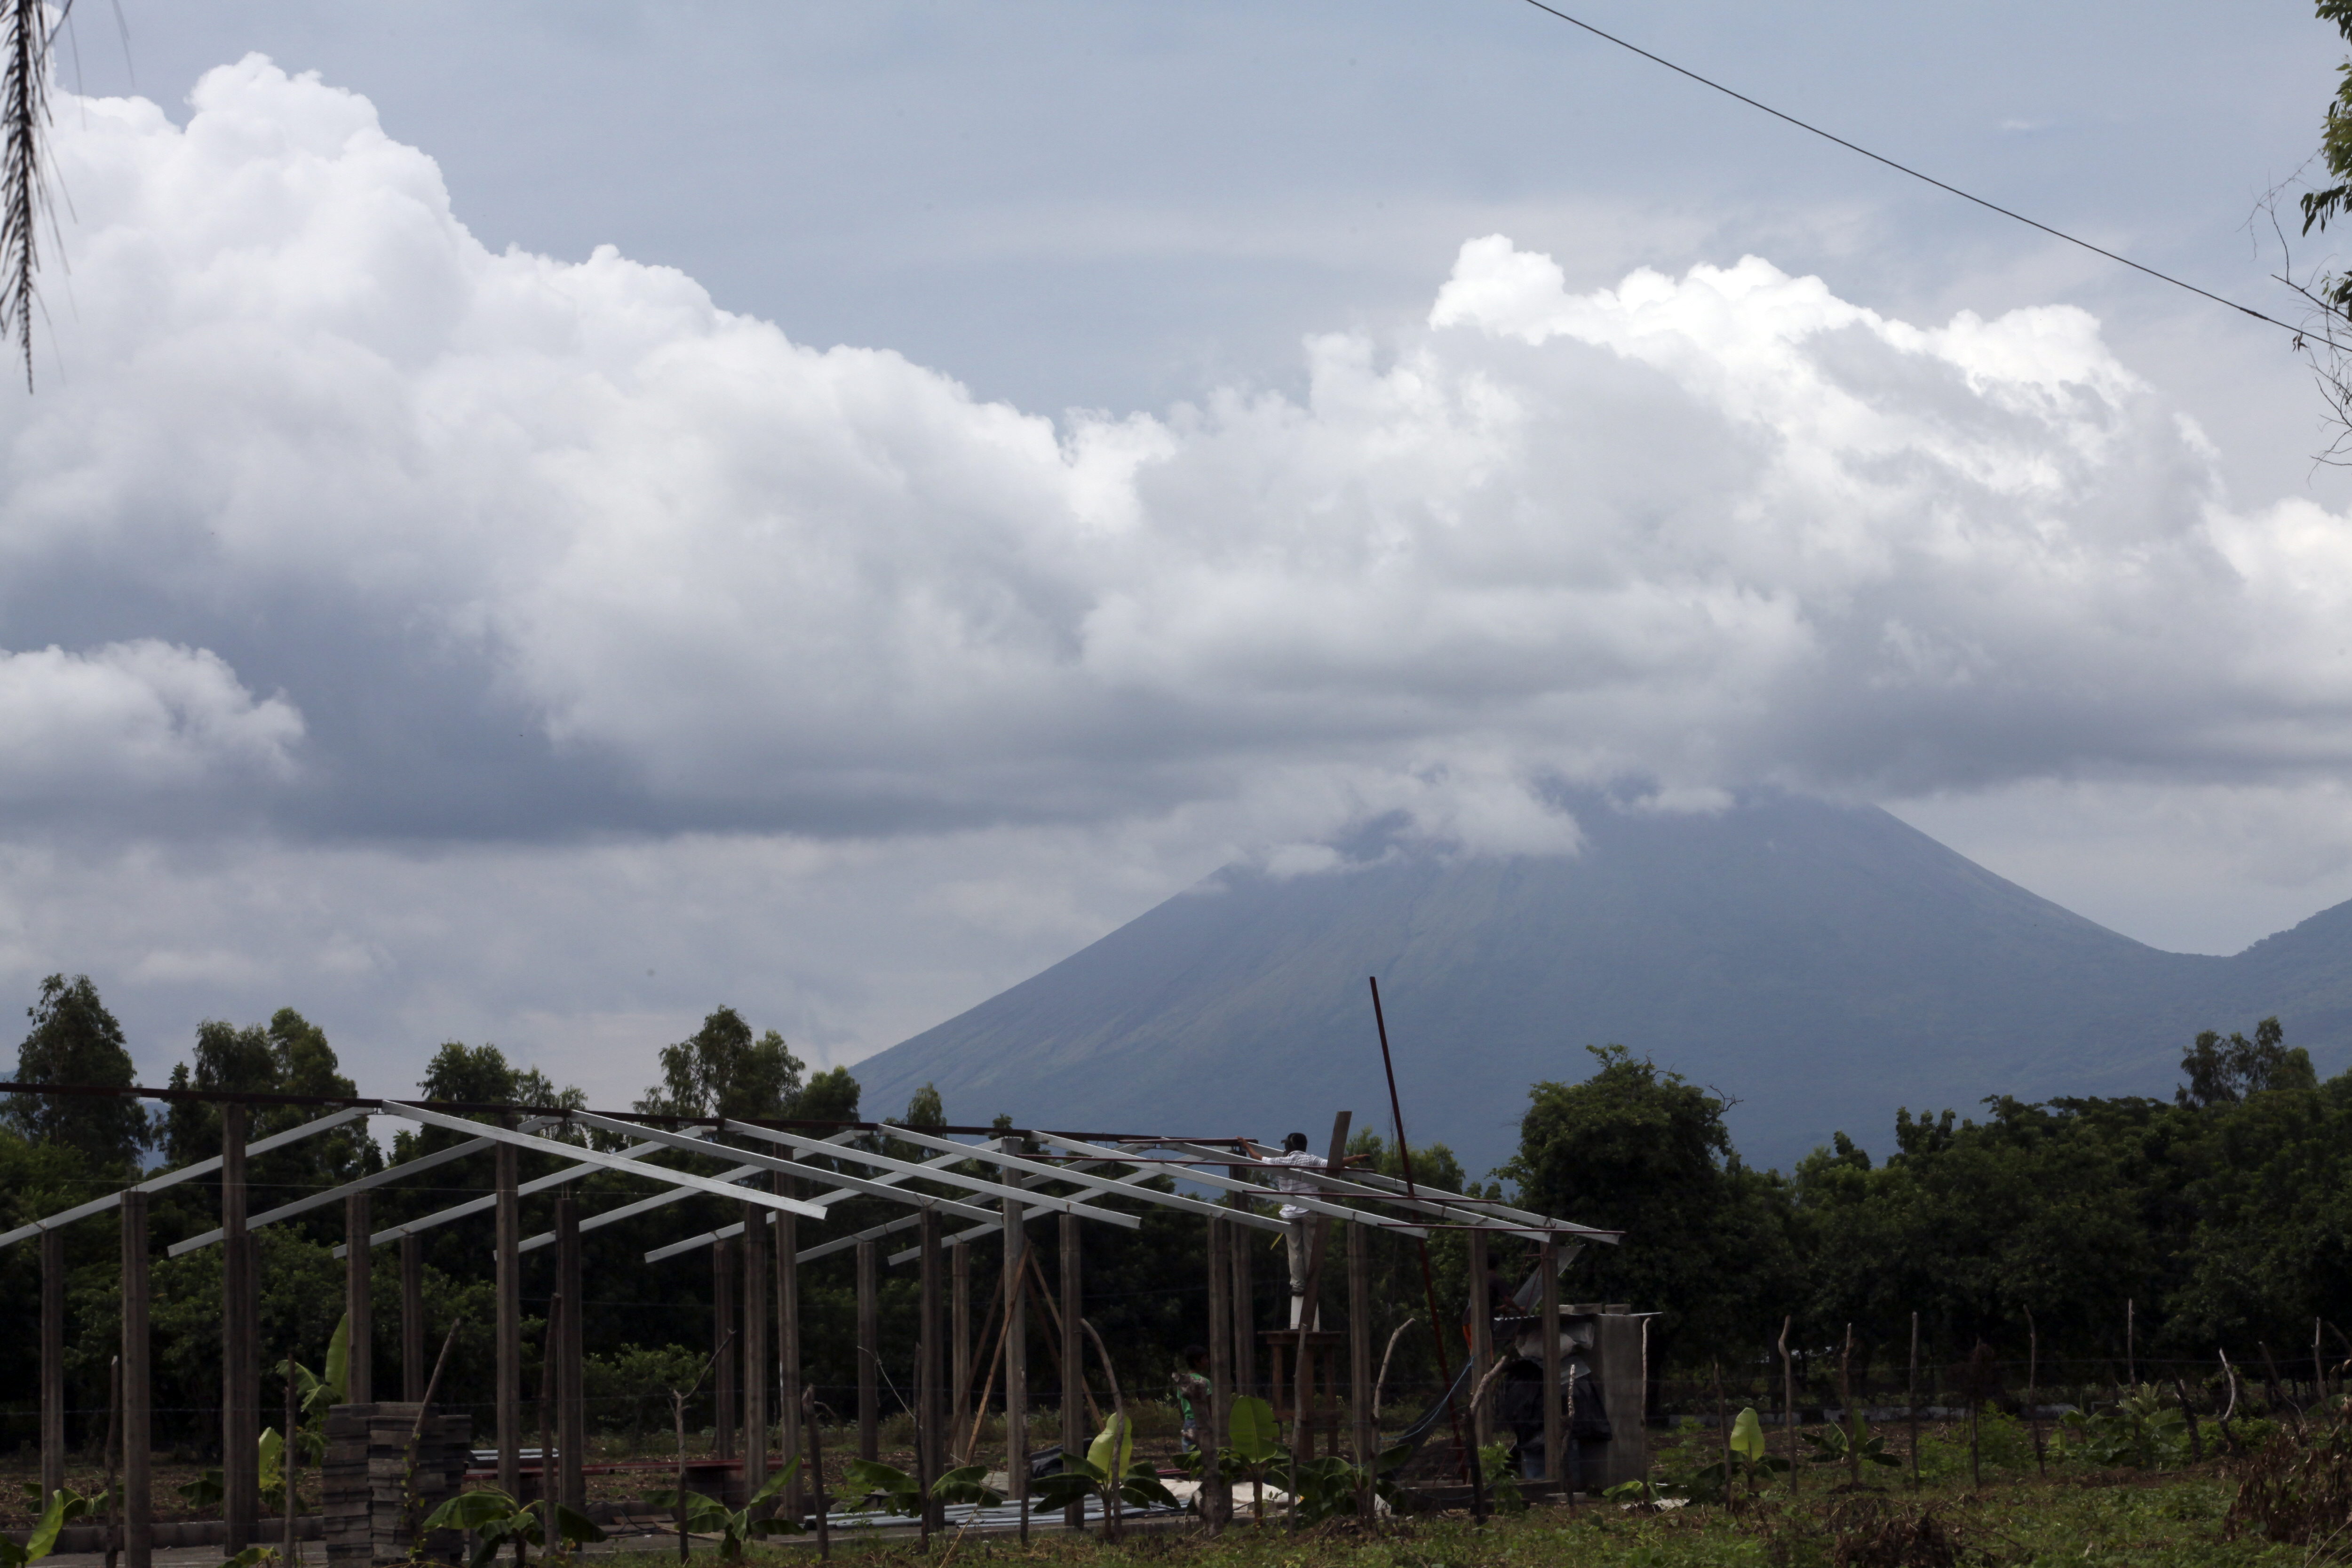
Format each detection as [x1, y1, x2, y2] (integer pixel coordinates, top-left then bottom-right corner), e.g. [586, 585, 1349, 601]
[1267, 1149, 1325, 1220]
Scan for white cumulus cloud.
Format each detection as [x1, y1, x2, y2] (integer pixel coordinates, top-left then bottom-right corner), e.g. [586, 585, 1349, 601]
[0, 640, 301, 804]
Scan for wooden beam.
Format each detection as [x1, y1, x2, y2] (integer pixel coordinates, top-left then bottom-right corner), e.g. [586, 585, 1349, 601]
[950, 1241, 970, 1467]
[1205, 1216, 1231, 1532]
[741, 1198, 769, 1498]
[400, 1234, 425, 1402]
[772, 1166, 802, 1522]
[494, 1137, 521, 1500]
[1229, 1165, 1255, 1402]
[557, 1193, 586, 1511]
[40, 1225, 63, 1506]
[855, 1240, 879, 1461]
[222, 1104, 258, 1553]
[715, 1239, 739, 1464]
[1541, 1236, 1563, 1489]
[345, 1194, 372, 1405]
[120, 1190, 150, 1568]
[1059, 1211, 1083, 1530]
[1467, 1227, 1493, 1451]
[918, 1210, 943, 1532]
[999, 1136, 1028, 1525]
[1349, 1219, 1374, 1516]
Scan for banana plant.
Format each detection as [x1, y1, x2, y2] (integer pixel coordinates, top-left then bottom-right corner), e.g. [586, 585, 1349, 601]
[0, 1485, 106, 1568]
[421, 1488, 605, 1568]
[645, 1459, 804, 1562]
[1801, 1412, 1900, 1470]
[1216, 1396, 1289, 1524]
[1030, 1412, 1181, 1536]
[838, 1457, 1000, 1519]
[1690, 1406, 1790, 1501]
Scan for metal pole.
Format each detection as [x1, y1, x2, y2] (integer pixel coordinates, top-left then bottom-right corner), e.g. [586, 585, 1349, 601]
[557, 1193, 586, 1511]
[1060, 1211, 1084, 1529]
[40, 1225, 63, 1508]
[222, 1103, 258, 1553]
[998, 1135, 1029, 1542]
[495, 1136, 521, 1501]
[855, 1239, 879, 1461]
[121, 1191, 151, 1568]
[344, 1194, 372, 1406]
[400, 1235, 425, 1402]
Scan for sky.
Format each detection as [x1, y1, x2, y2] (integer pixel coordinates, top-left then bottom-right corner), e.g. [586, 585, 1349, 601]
[7, 0, 2352, 1118]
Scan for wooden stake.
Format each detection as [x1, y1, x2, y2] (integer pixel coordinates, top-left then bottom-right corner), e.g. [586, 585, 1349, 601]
[1059, 1211, 1084, 1530]
[40, 1225, 64, 1509]
[2025, 1307, 2046, 1476]
[222, 1103, 259, 1553]
[2126, 1298, 2136, 1390]
[556, 1194, 586, 1511]
[400, 1234, 425, 1402]
[282, 1342, 298, 1568]
[1907, 1312, 1921, 1491]
[802, 1385, 827, 1561]
[950, 1240, 971, 1466]
[855, 1239, 879, 1462]
[344, 1194, 372, 1407]
[495, 1136, 522, 1501]
[1714, 1362, 1733, 1515]
[2173, 1377, 2202, 1463]
[998, 1136, 1029, 1544]
[1841, 1325, 1858, 1491]
[120, 1191, 151, 1568]
[1778, 1317, 1796, 1495]
[1362, 1222, 1387, 1518]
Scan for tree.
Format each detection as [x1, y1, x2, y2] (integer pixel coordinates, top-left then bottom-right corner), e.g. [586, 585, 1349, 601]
[2177, 1017, 2314, 1109]
[796, 1066, 861, 1125]
[900, 1082, 945, 1128]
[6, 974, 147, 1174]
[635, 1008, 805, 1122]
[2279, 0, 2352, 458]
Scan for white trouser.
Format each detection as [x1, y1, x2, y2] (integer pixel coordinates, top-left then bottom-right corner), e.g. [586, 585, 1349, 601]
[1283, 1218, 1320, 1329]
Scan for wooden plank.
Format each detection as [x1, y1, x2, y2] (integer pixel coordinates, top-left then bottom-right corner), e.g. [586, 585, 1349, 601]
[772, 1166, 801, 1522]
[121, 1191, 151, 1568]
[1059, 1211, 1083, 1529]
[950, 1241, 970, 1466]
[999, 1137, 1028, 1517]
[1467, 1228, 1493, 1451]
[856, 1240, 879, 1461]
[1205, 1217, 1231, 1532]
[495, 1137, 521, 1500]
[918, 1210, 943, 1531]
[739, 1200, 767, 1498]
[222, 1104, 258, 1553]
[346, 1194, 372, 1406]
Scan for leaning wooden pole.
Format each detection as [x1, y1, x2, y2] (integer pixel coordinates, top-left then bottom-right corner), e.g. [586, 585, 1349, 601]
[121, 1189, 151, 1568]
[998, 1135, 1030, 1542]
[855, 1239, 879, 1461]
[494, 1136, 522, 1502]
[39, 1224, 63, 1507]
[557, 1193, 587, 1511]
[1060, 1211, 1085, 1529]
[344, 1194, 372, 1406]
[222, 1103, 259, 1553]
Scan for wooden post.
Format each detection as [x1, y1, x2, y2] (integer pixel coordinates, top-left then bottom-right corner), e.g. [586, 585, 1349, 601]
[741, 1202, 769, 1500]
[1540, 1236, 1561, 1491]
[1908, 1311, 1922, 1490]
[775, 1167, 804, 1522]
[1229, 1167, 1256, 1401]
[121, 1190, 151, 1568]
[1350, 1220, 1376, 1516]
[950, 1241, 971, 1466]
[998, 1136, 1029, 1532]
[222, 1103, 259, 1553]
[401, 1235, 425, 1402]
[715, 1239, 740, 1465]
[855, 1239, 879, 1461]
[40, 1225, 64, 1508]
[284, 1337, 301, 1566]
[344, 1194, 373, 1407]
[1059, 1212, 1084, 1528]
[1206, 1218, 1232, 1531]
[557, 1194, 586, 1510]
[495, 1137, 522, 1501]
[919, 1210, 944, 1531]
[1467, 1227, 1494, 1450]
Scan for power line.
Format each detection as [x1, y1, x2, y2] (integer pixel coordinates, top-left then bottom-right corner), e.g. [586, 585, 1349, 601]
[1512, 0, 2299, 334]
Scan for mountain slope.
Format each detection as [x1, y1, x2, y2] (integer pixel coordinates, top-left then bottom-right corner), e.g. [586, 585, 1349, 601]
[852, 794, 2337, 1172]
